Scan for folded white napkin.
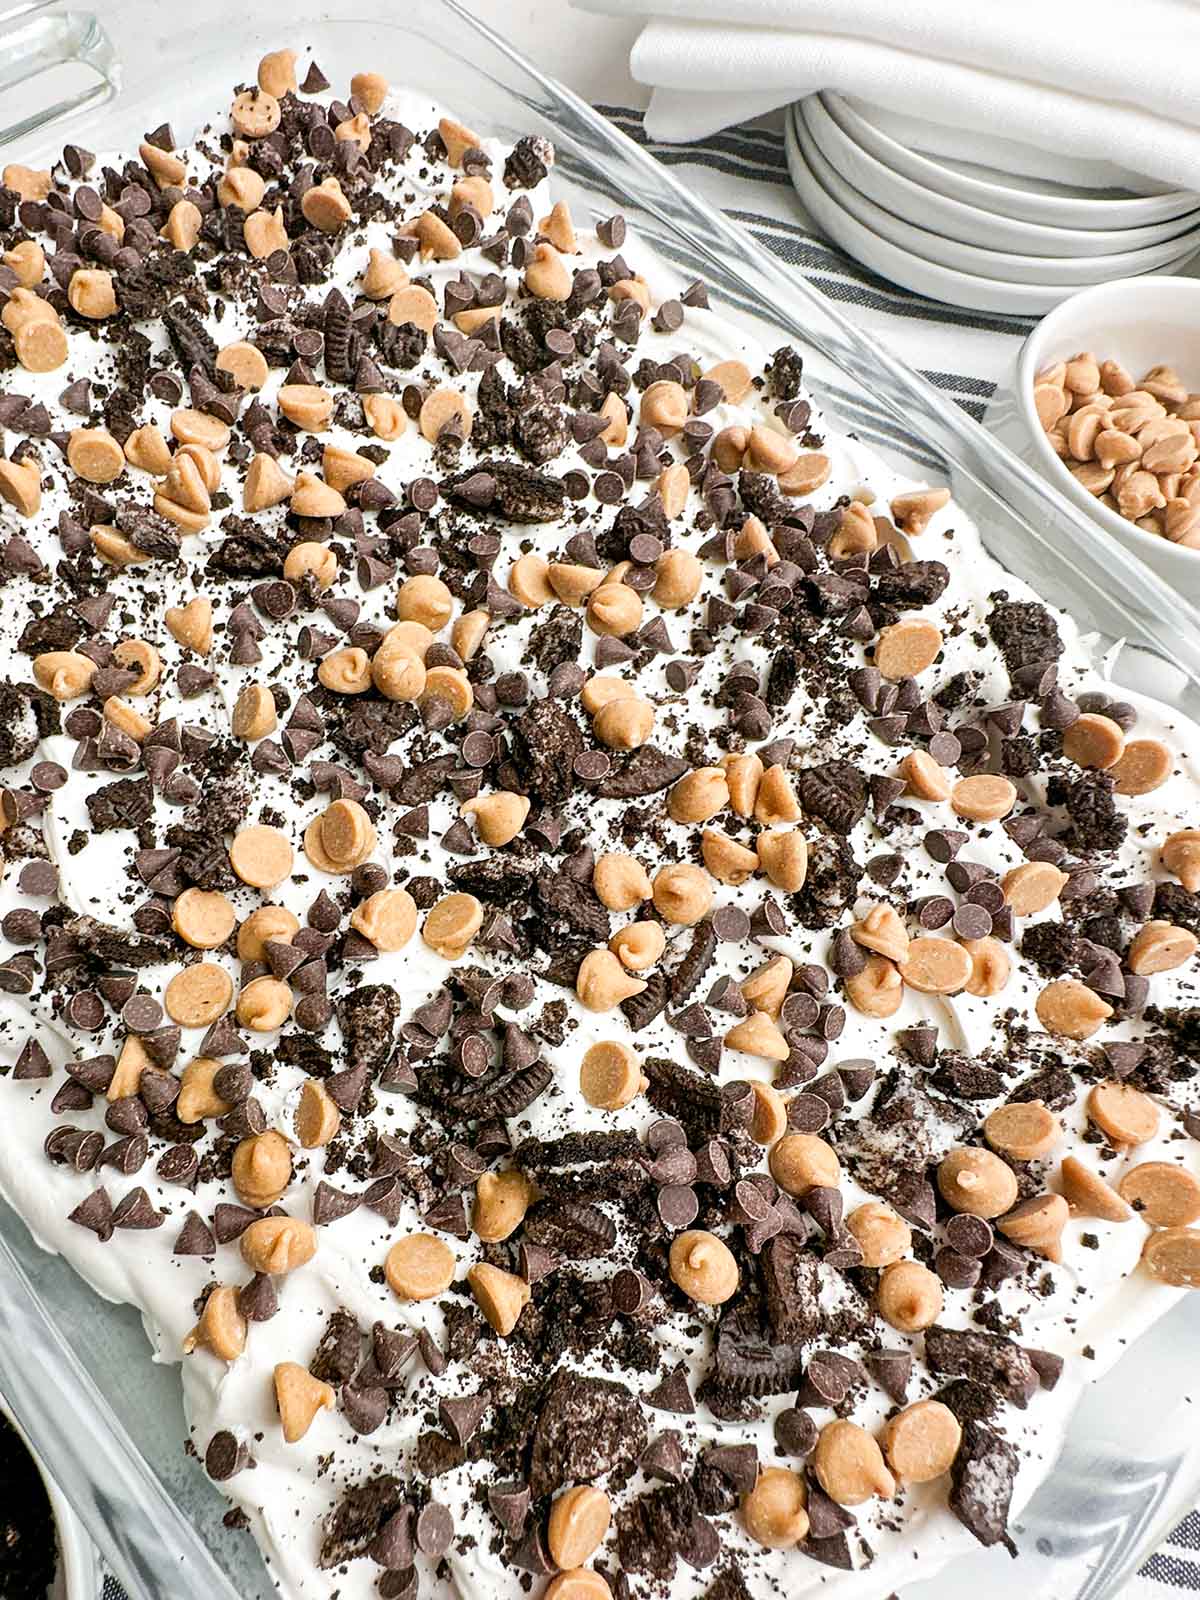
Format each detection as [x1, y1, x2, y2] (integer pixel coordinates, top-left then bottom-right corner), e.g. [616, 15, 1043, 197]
[574, 0, 1200, 191]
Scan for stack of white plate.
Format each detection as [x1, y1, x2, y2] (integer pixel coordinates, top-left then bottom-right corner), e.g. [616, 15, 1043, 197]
[785, 94, 1200, 315]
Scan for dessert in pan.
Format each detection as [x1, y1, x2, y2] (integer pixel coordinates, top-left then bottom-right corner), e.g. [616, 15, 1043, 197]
[0, 42, 1198, 1600]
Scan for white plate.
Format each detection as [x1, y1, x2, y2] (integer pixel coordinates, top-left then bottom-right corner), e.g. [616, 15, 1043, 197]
[794, 103, 1200, 288]
[839, 99, 1170, 196]
[804, 95, 1200, 257]
[827, 92, 1200, 229]
[787, 109, 1104, 314]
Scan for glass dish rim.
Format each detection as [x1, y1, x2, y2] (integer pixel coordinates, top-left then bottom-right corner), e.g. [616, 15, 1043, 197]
[0, 6, 1197, 1600]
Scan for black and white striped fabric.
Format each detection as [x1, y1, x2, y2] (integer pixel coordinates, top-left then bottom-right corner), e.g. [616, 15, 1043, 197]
[92, 101, 1198, 1600]
[599, 104, 1034, 417]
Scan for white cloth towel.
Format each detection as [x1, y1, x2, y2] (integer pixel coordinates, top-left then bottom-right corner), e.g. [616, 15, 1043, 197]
[573, 0, 1200, 190]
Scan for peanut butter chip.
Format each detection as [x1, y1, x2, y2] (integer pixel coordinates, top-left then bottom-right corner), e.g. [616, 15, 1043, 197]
[172, 887, 236, 949]
[237, 906, 299, 963]
[274, 1362, 334, 1443]
[845, 1201, 911, 1267]
[184, 1285, 246, 1363]
[585, 1043, 649, 1107]
[232, 1130, 291, 1208]
[853, 903, 909, 964]
[882, 1401, 962, 1484]
[295, 1078, 341, 1148]
[938, 1147, 1019, 1218]
[467, 1262, 530, 1335]
[875, 619, 942, 679]
[963, 936, 1011, 996]
[473, 1170, 533, 1243]
[950, 774, 1017, 822]
[545, 1574, 612, 1600]
[229, 825, 293, 889]
[1127, 920, 1198, 975]
[1060, 1155, 1132, 1222]
[877, 1260, 942, 1331]
[232, 88, 281, 138]
[725, 1011, 789, 1061]
[1162, 829, 1200, 891]
[302, 177, 351, 232]
[898, 937, 972, 994]
[1088, 1081, 1160, 1146]
[165, 597, 213, 655]
[1062, 711, 1126, 771]
[741, 1468, 809, 1549]
[575, 948, 646, 1011]
[350, 888, 417, 952]
[176, 1057, 228, 1122]
[67, 428, 124, 484]
[902, 749, 951, 801]
[814, 1420, 896, 1506]
[548, 1486, 612, 1568]
[240, 1216, 317, 1275]
[997, 1193, 1070, 1260]
[1142, 1227, 1200, 1288]
[236, 976, 292, 1032]
[164, 964, 233, 1028]
[756, 829, 808, 893]
[1036, 978, 1113, 1040]
[845, 953, 903, 1017]
[389, 284, 439, 332]
[985, 1099, 1061, 1161]
[386, 1233, 456, 1300]
[669, 1229, 739, 1304]
[422, 893, 483, 960]
[419, 386, 472, 443]
[305, 799, 376, 872]
[769, 1133, 840, 1196]
[704, 359, 753, 404]
[1110, 738, 1173, 795]
[1002, 860, 1068, 916]
[1118, 1162, 1200, 1227]
[232, 683, 276, 741]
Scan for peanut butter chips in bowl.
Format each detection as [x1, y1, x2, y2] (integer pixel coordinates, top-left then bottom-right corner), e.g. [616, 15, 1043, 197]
[997, 276, 1200, 594]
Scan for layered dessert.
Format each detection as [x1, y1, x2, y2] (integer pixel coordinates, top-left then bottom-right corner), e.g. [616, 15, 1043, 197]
[1, 47, 1199, 1600]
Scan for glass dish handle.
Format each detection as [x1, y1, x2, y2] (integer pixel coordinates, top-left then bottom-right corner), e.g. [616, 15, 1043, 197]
[0, 2, 118, 150]
[0, 1230, 243, 1600]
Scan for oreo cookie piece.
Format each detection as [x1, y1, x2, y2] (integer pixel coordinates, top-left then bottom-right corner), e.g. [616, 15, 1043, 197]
[615, 1481, 700, 1580]
[924, 1325, 1038, 1409]
[514, 1130, 645, 1200]
[596, 745, 690, 799]
[529, 1368, 647, 1496]
[523, 1198, 616, 1258]
[441, 458, 565, 522]
[509, 698, 584, 806]
[949, 1419, 1018, 1552]
[714, 1309, 806, 1396]
[319, 1474, 407, 1568]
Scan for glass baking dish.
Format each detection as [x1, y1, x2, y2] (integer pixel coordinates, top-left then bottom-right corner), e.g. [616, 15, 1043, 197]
[1, 3, 1199, 1598]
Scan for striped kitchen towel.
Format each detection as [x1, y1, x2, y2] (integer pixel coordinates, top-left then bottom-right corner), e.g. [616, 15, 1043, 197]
[93, 100, 1197, 1600]
[596, 103, 1034, 417]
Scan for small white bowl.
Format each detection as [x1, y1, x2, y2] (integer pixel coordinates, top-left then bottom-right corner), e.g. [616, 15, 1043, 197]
[0, 1394, 96, 1600]
[826, 92, 1200, 230]
[807, 95, 1200, 257]
[787, 110, 1120, 316]
[984, 277, 1200, 593]
[794, 103, 1200, 289]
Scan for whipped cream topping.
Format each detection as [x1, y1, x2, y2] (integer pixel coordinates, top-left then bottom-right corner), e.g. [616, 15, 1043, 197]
[0, 70, 1197, 1600]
